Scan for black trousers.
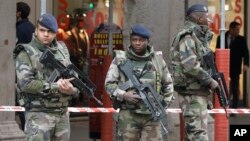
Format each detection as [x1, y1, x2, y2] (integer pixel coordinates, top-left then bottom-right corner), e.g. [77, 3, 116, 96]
[15, 92, 25, 130]
[230, 74, 240, 108]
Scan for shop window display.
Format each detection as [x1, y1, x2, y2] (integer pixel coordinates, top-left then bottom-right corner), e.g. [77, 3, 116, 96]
[54, 0, 124, 109]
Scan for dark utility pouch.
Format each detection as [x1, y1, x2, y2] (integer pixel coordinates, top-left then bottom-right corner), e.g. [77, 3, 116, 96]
[112, 98, 122, 110]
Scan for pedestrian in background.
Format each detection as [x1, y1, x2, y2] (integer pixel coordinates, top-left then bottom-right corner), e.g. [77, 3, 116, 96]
[105, 24, 174, 141]
[15, 1, 35, 131]
[16, 2, 35, 44]
[170, 4, 218, 141]
[14, 13, 79, 141]
[216, 21, 249, 110]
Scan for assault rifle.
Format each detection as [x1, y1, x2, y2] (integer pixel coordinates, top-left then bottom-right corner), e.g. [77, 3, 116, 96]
[39, 49, 103, 106]
[118, 60, 167, 121]
[203, 51, 229, 118]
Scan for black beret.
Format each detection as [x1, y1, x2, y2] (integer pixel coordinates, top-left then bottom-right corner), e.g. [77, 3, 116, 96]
[186, 4, 208, 16]
[38, 13, 58, 33]
[131, 24, 151, 39]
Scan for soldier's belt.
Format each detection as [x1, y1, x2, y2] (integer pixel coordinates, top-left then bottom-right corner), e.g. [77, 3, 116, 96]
[174, 86, 187, 90]
[27, 100, 69, 108]
[120, 104, 136, 110]
[26, 107, 67, 115]
[174, 86, 210, 96]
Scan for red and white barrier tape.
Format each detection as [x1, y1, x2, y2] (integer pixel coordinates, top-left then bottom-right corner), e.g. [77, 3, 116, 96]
[0, 106, 117, 113]
[166, 108, 250, 114]
[1, 106, 250, 114]
[68, 107, 117, 113]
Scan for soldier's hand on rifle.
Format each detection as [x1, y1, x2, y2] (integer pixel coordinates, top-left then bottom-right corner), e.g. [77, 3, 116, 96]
[123, 90, 142, 103]
[57, 77, 75, 95]
[209, 79, 219, 90]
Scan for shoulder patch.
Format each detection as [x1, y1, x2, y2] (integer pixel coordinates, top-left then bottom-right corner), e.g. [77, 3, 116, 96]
[13, 44, 37, 60]
[114, 50, 126, 59]
[154, 51, 163, 56]
[57, 41, 70, 59]
[113, 50, 126, 65]
[152, 51, 165, 78]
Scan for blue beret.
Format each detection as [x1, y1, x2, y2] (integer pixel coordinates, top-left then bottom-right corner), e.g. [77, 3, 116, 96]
[131, 24, 151, 39]
[38, 13, 58, 33]
[186, 4, 208, 16]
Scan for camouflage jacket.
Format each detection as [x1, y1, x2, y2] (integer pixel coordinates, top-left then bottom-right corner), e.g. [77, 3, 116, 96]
[170, 21, 214, 95]
[105, 45, 173, 114]
[13, 35, 78, 112]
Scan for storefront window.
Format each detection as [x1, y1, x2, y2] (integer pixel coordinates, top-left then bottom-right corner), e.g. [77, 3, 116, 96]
[53, 0, 124, 107]
[54, 0, 123, 69]
[208, 0, 245, 102]
[208, 0, 245, 50]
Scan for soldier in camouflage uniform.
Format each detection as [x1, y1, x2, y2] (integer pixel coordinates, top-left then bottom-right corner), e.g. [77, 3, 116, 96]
[169, 4, 219, 141]
[105, 24, 174, 141]
[13, 13, 79, 141]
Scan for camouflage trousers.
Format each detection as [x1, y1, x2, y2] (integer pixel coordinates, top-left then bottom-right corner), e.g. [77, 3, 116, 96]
[178, 94, 209, 141]
[24, 111, 70, 141]
[117, 110, 162, 141]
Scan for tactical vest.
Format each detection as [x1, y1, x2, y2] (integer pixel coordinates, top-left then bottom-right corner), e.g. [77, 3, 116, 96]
[114, 50, 164, 113]
[115, 50, 163, 90]
[169, 29, 192, 88]
[169, 28, 212, 90]
[14, 41, 72, 111]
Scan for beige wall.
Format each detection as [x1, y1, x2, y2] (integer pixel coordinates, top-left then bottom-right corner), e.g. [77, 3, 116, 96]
[0, 0, 16, 121]
[123, 0, 207, 62]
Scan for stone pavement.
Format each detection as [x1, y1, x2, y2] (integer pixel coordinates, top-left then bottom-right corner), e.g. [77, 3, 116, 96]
[70, 116, 100, 141]
[229, 114, 250, 125]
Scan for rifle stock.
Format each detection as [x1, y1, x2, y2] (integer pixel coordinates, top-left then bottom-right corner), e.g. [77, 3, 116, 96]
[39, 49, 103, 106]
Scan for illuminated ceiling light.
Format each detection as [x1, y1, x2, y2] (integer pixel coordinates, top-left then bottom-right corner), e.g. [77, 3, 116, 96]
[105, 0, 109, 7]
[225, 0, 233, 11]
[225, 5, 229, 11]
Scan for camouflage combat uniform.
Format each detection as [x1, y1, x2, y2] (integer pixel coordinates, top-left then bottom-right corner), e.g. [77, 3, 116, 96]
[170, 21, 214, 141]
[105, 45, 174, 141]
[14, 35, 78, 141]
